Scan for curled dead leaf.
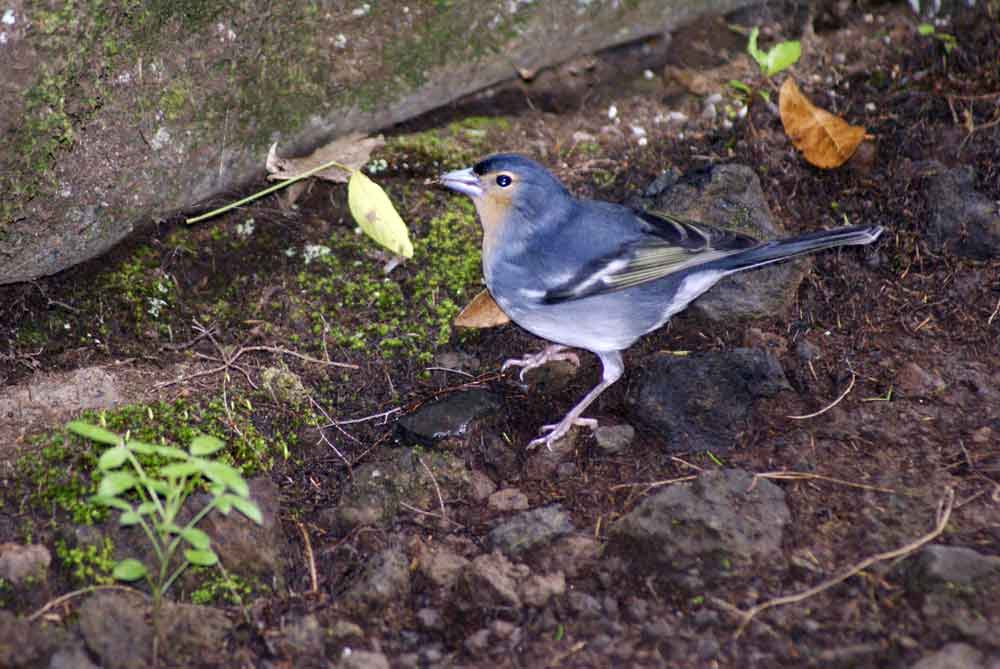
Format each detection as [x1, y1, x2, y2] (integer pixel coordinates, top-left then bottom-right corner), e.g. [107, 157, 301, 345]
[266, 133, 385, 184]
[779, 78, 866, 169]
[454, 290, 511, 328]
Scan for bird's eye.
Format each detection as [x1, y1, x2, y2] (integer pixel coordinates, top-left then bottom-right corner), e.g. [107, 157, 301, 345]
[495, 174, 512, 188]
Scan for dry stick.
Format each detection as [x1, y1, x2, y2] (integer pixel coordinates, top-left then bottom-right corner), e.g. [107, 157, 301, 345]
[29, 585, 147, 622]
[296, 521, 318, 594]
[609, 475, 697, 491]
[418, 455, 448, 524]
[729, 487, 955, 638]
[754, 471, 897, 495]
[154, 344, 357, 389]
[787, 373, 856, 420]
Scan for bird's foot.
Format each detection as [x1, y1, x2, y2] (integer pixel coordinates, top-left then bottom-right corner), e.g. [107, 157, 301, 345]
[501, 345, 581, 382]
[528, 416, 599, 451]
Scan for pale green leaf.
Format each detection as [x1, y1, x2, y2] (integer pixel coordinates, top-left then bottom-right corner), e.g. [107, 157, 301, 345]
[98, 471, 138, 497]
[119, 511, 142, 525]
[113, 559, 147, 581]
[347, 170, 413, 258]
[67, 421, 121, 446]
[98, 446, 129, 471]
[764, 41, 801, 77]
[91, 495, 133, 512]
[917, 23, 935, 35]
[189, 434, 225, 456]
[185, 549, 218, 567]
[180, 527, 212, 550]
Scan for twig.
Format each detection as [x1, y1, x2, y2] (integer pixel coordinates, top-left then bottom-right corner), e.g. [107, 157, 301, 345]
[609, 475, 697, 491]
[296, 521, 318, 594]
[754, 471, 897, 494]
[787, 373, 855, 420]
[727, 488, 954, 637]
[154, 344, 356, 389]
[988, 296, 1000, 326]
[418, 455, 448, 524]
[29, 585, 147, 622]
[399, 501, 465, 528]
[326, 407, 401, 427]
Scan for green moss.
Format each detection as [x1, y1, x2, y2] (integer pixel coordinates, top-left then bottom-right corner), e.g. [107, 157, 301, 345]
[189, 570, 260, 606]
[15, 397, 293, 525]
[296, 197, 482, 363]
[386, 116, 510, 169]
[55, 537, 116, 586]
[98, 246, 175, 334]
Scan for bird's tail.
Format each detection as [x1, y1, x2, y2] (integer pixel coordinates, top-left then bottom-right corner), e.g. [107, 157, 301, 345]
[717, 224, 884, 273]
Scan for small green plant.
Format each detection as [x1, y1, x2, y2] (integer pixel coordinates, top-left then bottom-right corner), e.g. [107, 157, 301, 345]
[729, 26, 802, 106]
[66, 421, 262, 610]
[747, 27, 801, 78]
[917, 23, 957, 53]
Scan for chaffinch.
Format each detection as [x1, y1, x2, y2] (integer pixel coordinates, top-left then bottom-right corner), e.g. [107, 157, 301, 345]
[440, 154, 883, 450]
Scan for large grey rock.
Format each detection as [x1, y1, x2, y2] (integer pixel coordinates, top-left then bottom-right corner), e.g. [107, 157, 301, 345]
[921, 162, 1000, 259]
[342, 546, 411, 614]
[1, 0, 760, 285]
[632, 164, 811, 321]
[610, 469, 790, 580]
[631, 348, 790, 452]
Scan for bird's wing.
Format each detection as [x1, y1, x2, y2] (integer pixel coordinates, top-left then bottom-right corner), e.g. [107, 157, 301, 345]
[542, 209, 761, 304]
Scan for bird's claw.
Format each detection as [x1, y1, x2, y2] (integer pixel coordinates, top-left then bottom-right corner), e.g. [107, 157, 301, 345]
[501, 346, 581, 382]
[528, 416, 599, 451]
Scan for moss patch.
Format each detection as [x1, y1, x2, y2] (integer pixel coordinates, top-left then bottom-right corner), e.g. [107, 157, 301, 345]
[295, 197, 482, 363]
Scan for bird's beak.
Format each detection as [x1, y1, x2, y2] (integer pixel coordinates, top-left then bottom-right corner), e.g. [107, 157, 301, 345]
[439, 167, 483, 198]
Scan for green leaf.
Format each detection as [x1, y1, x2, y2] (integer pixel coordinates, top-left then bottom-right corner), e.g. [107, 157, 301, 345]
[189, 434, 225, 456]
[180, 527, 212, 550]
[184, 549, 218, 567]
[217, 494, 263, 524]
[98, 446, 129, 471]
[145, 479, 173, 496]
[764, 40, 801, 77]
[747, 27, 765, 69]
[347, 170, 414, 258]
[199, 460, 249, 497]
[161, 462, 201, 479]
[137, 501, 158, 515]
[120, 511, 143, 525]
[917, 23, 935, 36]
[98, 471, 138, 497]
[229, 497, 263, 524]
[746, 27, 801, 77]
[67, 421, 121, 446]
[113, 559, 147, 581]
[728, 79, 752, 95]
[152, 445, 189, 460]
[91, 495, 133, 512]
[124, 440, 158, 455]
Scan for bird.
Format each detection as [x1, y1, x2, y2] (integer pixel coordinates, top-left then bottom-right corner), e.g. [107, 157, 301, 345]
[439, 154, 883, 450]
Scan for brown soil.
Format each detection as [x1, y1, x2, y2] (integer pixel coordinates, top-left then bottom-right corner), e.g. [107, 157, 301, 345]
[1, 3, 998, 668]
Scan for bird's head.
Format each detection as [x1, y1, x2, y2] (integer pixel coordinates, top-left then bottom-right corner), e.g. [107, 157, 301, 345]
[439, 154, 571, 244]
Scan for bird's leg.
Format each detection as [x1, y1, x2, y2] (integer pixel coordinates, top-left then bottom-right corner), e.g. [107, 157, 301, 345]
[528, 351, 624, 451]
[501, 344, 581, 382]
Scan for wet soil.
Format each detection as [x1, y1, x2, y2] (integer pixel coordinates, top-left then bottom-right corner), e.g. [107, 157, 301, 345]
[1, 3, 998, 668]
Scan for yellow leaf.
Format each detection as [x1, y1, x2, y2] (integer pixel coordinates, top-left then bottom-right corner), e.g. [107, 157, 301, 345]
[454, 289, 510, 328]
[347, 170, 413, 258]
[779, 78, 866, 169]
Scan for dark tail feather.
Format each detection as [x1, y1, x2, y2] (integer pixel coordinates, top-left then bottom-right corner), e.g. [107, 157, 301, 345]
[716, 224, 884, 273]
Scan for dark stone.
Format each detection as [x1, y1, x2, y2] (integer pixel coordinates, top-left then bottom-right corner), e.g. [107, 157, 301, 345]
[922, 162, 1000, 259]
[631, 348, 790, 452]
[396, 389, 500, 445]
[0, 610, 63, 668]
[488, 505, 575, 556]
[609, 469, 790, 579]
[908, 544, 1000, 588]
[342, 546, 411, 613]
[631, 164, 809, 321]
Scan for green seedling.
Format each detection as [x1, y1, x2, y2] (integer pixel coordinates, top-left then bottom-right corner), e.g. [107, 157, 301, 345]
[917, 23, 957, 53]
[66, 421, 262, 610]
[747, 27, 801, 78]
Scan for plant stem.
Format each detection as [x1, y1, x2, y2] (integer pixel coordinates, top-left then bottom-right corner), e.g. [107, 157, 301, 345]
[186, 158, 353, 224]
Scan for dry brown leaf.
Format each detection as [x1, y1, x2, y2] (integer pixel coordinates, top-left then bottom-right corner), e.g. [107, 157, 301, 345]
[266, 133, 385, 184]
[779, 78, 866, 169]
[454, 290, 511, 328]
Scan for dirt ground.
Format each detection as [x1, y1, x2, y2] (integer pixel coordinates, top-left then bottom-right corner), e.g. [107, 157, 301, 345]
[1, 2, 998, 668]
